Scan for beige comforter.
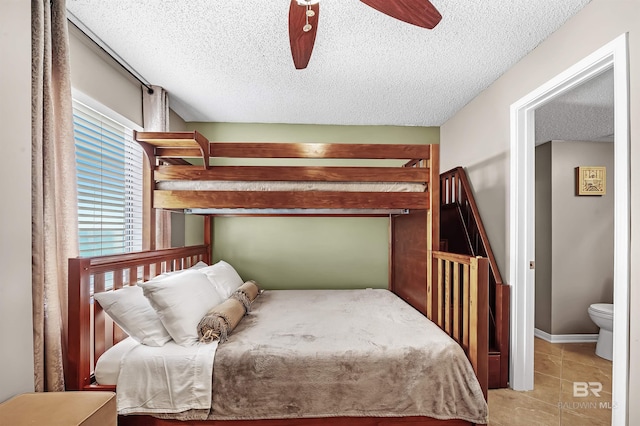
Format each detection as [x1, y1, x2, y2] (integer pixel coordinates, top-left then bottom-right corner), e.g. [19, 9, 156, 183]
[208, 289, 488, 423]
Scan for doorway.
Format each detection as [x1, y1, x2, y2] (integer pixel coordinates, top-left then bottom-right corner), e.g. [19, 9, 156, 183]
[509, 34, 629, 425]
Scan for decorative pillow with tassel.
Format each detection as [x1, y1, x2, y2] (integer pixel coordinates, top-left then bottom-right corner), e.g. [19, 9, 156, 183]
[197, 298, 246, 343]
[197, 280, 262, 343]
[230, 280, 262, 312]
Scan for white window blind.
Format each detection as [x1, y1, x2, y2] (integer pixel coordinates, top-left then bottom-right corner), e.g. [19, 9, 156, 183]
[73, 100, 143, 257]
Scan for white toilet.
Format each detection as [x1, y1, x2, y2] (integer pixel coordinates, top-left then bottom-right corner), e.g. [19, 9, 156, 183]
[587, 303, 614, 361]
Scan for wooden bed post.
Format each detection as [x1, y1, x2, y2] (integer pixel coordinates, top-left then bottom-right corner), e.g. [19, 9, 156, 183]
[389, 143, 440, 317]
[143, 159, 156, 250]
[204, 215, 212, 263]
[66, 257, 92, 390]
[137, 131, 157, 251]
[470, 256, 489, 399]
[427, 144, 440, 319]
[432, 251, 490, 400]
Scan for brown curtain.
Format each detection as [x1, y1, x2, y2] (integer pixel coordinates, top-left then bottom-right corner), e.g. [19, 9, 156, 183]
[143, 85, 172, 249]
[31, 0, 79, 392]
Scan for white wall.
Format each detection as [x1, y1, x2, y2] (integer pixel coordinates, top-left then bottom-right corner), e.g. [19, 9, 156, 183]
[0, 0, 35, 402]
[441, 0, 640, 421]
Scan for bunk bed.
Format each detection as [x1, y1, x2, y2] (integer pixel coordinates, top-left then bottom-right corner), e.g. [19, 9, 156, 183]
[66, 131, 490, 426]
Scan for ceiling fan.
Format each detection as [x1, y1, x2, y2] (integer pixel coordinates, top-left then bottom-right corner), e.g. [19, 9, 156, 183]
[289, 0, 442, 69]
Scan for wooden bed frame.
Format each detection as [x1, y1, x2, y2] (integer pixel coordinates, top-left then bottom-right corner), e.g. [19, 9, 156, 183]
[67, 245, 488, 426]
[65, 132, 489, 425]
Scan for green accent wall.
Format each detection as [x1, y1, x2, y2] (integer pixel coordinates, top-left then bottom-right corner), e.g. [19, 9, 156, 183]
[186, 122, 439, 290]
[212, 216, 389, 289]
[191, 122, 438, 144]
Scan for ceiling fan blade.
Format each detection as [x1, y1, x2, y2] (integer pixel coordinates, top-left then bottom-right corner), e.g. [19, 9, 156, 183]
[288, 0, 319, 69]
[360, 0, 442, 29]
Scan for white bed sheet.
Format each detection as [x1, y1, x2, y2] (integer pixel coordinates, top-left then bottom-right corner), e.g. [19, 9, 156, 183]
[94, 336, 138, 385]
[94, 336, 218, 418]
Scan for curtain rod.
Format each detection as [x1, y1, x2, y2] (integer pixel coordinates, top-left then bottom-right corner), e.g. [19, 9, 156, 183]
[66, 10, 154, 95]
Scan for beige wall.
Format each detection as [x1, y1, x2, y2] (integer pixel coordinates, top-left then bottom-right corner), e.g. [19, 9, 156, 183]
[187, 122, 439, 289]
[0, 0, 35, 402]
[535, 143, 552, 334]
[68, 24, 143, 127]
[169, 109, 187, 131]
[69, 23, 188, 132]
[536, 141, 614, 335]
[441, 0, 639, 420]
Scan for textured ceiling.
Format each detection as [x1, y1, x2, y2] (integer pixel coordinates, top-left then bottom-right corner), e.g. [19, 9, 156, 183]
[66, 0, 593, 127]
[536, 69, 614, 144]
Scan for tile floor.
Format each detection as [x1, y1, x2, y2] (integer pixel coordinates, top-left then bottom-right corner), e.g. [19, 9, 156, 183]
[488, 338, 613, 426]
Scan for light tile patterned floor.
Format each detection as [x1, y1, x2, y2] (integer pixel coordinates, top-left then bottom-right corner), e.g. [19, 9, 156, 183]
[488, 338, 613, 426]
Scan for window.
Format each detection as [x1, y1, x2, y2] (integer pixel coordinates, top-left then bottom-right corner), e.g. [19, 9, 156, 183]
[73, 100, 143, 257]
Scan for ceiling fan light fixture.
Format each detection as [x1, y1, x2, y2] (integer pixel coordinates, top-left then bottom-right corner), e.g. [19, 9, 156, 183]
[296, 0, 317, 33]
[289, 0, 319, 69]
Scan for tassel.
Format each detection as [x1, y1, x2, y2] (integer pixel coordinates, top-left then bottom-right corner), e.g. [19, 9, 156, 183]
[231, 291, 252, 313]
[198, 313, 230, 343]
[230, 280, 262, 313]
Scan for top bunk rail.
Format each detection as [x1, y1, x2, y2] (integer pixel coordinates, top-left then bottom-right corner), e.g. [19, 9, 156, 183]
[134, 131, 432, 161]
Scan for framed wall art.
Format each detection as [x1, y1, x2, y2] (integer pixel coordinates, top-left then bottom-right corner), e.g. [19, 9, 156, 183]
[575, 166, 606, 196]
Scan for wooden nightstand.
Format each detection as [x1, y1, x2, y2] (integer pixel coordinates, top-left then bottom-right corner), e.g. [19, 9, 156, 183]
[0, 391, 116, 425]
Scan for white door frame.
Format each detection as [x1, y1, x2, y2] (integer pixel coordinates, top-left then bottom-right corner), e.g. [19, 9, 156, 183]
[509, 33, 629, 425]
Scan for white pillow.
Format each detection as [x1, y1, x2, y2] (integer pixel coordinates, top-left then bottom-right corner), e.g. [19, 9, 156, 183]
[140, 269, 224, 346]
[198, 260, 244, 299]
[190, 260, 208, 270]
[151, 260, 209, 280]
[94, 285, 172, 347]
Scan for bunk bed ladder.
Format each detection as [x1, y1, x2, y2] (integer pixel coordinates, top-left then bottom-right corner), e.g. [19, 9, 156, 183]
[440, 166, 510, 389]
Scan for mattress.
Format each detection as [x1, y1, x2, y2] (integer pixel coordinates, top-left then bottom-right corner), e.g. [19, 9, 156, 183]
[156, 181, 426, 192]
[94, 337, 138, 385]
[96, 289, 487, 423]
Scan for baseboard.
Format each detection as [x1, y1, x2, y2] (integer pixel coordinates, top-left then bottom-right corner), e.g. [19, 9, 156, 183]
[534, 328, 599, 343]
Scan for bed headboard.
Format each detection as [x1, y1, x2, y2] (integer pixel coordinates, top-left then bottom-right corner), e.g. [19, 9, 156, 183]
[66, 244, 209, 391]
